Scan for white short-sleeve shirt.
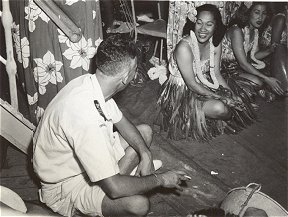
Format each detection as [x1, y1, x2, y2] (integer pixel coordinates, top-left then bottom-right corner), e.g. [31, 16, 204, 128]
[33, 74, 123, 183]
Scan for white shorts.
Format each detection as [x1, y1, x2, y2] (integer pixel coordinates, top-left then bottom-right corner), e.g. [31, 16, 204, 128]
[40, 132, 125, 217]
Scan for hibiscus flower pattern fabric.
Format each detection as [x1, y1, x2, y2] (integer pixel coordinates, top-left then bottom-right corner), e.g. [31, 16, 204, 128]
[10, 0, 103, 124]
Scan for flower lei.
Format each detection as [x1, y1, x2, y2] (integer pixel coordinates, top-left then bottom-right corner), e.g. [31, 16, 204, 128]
[244, 27, 266, 69]
[190, 30, 219, 89]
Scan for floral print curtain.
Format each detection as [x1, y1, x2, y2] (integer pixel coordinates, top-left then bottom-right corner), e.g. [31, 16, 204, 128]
[9, 0, 103, 125]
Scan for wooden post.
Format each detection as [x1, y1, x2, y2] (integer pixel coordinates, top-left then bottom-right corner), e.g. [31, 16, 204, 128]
[1, 0, 18, 110]
[34, 0, 82, 43]
[130, 0, 137, 42]
[160, 38, 163, 65]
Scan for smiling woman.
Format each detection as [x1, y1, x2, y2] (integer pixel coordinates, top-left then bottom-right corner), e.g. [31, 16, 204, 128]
[157, 4, 255, 142]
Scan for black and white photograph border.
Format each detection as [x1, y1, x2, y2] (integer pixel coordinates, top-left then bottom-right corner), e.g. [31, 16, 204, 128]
[0, 0, 287, 216]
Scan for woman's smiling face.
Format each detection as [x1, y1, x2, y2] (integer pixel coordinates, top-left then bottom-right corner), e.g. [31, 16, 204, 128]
[194, 11, 216, 44]
[249, 4, 268, 29]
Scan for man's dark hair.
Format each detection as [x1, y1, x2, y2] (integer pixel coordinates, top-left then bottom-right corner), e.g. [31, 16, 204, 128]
[95, 34, 137, 76]
[182, 4, 226, 47]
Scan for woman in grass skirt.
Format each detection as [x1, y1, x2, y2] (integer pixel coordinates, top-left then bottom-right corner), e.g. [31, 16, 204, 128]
[157, 4, 255, 141]
[221, 2, 284, 105]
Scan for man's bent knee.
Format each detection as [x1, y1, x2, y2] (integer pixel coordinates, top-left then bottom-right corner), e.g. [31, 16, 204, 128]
[102, 195, 150, 216]
[126, 195, 150, 216]
[136, 124, 153, 146]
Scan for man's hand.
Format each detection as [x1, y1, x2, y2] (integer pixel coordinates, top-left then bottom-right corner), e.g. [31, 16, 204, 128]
[135, 152, 154, 176]
[157, 170, 191, 191]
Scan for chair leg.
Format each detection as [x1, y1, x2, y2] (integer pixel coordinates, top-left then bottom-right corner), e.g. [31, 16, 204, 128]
[153, 40, 159, 58]
[160, 39, 163, 65]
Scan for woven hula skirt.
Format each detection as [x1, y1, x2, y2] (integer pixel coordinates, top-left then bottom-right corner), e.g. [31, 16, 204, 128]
[157, 73, 257, 142]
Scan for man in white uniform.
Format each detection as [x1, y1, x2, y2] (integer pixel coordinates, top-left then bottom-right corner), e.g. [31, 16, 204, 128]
[33, 34, 189, 217]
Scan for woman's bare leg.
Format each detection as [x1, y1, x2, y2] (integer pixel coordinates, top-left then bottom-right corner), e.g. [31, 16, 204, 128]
[203, 99, 231, 120]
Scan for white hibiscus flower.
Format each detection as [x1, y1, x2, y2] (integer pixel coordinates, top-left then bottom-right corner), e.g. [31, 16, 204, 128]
[63, 36, 96, 71]
[57, 28, 70, 45]
[65, 0, 85, 6]
[57, 28, 83, 47]
[27, 92, 38, 105]
[25, 0, 50, 32]
[95, 37, 103, 50]
[33, 51, 63, 95]
[15, 37, 30, 69]
[147, 65, 168, 85]
[35, 106, 45, 123]
[11, 22, 20, 43]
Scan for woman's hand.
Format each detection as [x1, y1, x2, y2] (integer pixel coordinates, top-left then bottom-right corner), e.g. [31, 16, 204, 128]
[232, 94, 243, 103]
[221, 96, 244, 111]
[268, 42, 279, 53]
[263, 76, 284, 95]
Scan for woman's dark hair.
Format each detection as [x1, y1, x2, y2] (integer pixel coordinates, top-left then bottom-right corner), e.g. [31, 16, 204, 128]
[227, 2, 271, 31]
[182, 4, 226, 47]
[268, 2, 288, 15]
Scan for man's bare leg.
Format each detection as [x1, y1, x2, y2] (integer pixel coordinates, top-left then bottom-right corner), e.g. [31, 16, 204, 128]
[101, 124, 152, 216]
[102, 194, 150, 216]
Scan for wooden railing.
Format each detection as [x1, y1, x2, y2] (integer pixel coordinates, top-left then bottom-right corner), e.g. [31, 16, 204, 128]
[0, 0, 82, 154]
[1, 0, 18, 110]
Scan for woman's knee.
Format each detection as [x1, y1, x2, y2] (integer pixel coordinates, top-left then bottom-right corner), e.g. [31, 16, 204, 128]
[136, 124, 153, 146]
[126, 195, 150, 216]
[210, 101, 230, 119]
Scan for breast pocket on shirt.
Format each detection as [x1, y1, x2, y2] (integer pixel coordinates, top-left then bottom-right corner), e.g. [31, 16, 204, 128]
[98, 119, 116, 146]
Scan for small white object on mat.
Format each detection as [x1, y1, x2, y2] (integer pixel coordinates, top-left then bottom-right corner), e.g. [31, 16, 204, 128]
[130, 160, 162, 176]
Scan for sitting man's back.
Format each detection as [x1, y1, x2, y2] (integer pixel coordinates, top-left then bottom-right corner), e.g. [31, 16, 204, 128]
[33, 34, 189, 217]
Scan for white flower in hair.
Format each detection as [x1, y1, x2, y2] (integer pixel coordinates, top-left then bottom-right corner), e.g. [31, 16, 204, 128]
[187, 2, 197, 22]
[194, 1, 206, 8]
[244, 2, 253, 9]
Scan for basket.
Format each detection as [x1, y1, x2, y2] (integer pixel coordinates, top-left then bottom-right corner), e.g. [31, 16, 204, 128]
[220, 183, 288, 216]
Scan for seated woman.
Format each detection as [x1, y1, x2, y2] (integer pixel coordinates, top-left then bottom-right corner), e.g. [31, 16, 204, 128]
[221, 2, 284, 104]
[261, 2, 288, 95]
[157, 4, 254, 141]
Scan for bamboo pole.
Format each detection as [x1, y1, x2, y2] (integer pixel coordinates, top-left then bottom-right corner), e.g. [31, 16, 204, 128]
[130, 0, 137, 42]
[34, 0, 82, 43]
[1, 0, 18, 110]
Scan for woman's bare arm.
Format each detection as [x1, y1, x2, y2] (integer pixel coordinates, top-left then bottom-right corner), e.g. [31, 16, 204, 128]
[229, 26, 283, 94]
[214, 42, 230, 89]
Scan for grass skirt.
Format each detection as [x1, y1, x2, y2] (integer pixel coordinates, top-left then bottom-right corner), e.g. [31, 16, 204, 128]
[157, 74, 257, 142]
